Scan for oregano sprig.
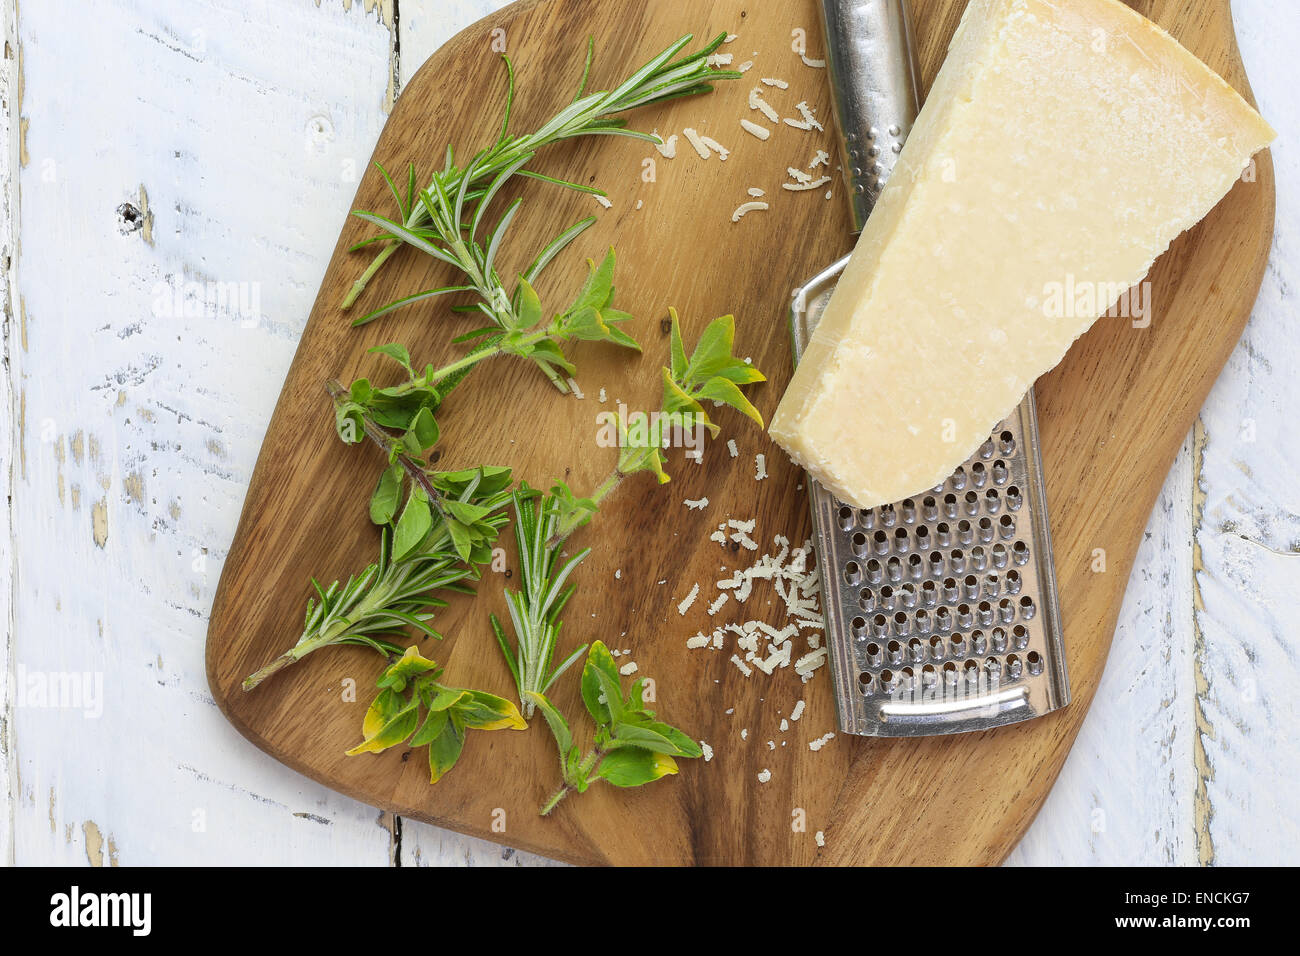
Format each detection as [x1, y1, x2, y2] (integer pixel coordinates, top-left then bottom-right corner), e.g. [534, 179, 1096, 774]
[529, 642, 701, 815]
[327, 368, 515, 563]
[550, 308, 766, 539]
[347, 646, 526, 784]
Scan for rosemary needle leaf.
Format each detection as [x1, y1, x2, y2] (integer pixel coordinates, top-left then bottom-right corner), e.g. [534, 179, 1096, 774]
[350, 211, 459, 267]
[491, 615, 523, 688]
[498, 53, 517, 143]
[347, 234, 399, 253]
[539, 643, 589, 696]
[375, 161, 410, 222]
[471, 153, 535, 241]
[572, 36, 595, 103]
[352, 285, 477, 328]
[514, 168, 605, 193]
[483, 197, 524, 283]
[523, 217, 598, 285]
[449, 326, 500, 345]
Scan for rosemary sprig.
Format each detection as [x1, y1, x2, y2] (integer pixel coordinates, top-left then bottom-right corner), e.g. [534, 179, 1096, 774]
[342, 32, 740, 313]
[491, 485, 592, 717]
[530, 642, 701, 816]
[347, 647, 526, 784]
[241, 467, 513, 691]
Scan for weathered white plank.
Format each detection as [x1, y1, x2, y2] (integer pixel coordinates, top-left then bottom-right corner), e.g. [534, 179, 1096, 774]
[9, 0, 400, 865]
[397, 0, 506, 90]
[1190, 0, 1300, 866]
[1009, 440, 1198, 865]
[0, 0, 19, 867]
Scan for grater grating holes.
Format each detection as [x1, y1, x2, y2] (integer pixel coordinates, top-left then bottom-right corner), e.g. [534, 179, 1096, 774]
[831, 436, 1063, 702]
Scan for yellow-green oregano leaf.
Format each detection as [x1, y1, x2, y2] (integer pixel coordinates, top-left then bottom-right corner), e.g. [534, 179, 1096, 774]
[347, 690, 419, 756]
[377, 646, 440, 692]
[695, 376, 765, 428]
[455, 690, 527, 730]
[685, 314, 736, 382]
[597, 748, 678, 788]
[668, 308, 688, 379]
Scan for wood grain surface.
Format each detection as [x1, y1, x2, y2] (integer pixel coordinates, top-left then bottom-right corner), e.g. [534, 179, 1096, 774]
[204, 0, 1275, 866]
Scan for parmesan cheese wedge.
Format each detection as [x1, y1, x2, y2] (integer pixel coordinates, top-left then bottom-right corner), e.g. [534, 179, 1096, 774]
[770, 0, 1275, 509]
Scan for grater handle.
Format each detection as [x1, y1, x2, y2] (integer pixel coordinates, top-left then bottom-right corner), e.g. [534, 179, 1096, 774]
[818, 0, 922, 233]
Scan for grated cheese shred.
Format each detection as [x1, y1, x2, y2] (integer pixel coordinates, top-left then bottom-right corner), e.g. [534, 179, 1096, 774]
[747, 88, 780, 123]
[731, 201, 770, 222]
[654, 133, 678, 159]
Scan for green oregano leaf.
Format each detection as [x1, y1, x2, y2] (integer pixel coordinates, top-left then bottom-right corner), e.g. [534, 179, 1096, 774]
[515, 276, 543, 329]
[411, 707, 449, 748]
[392, 489, 433, 560]
[369, 342, 415, 376]
[428, 714, 467, 783]
[406, 406, 440, 451]
[536, 642, 701, 815]
[370, 464, 404, 525]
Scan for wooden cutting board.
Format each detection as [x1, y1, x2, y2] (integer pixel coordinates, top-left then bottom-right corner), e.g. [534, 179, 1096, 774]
[206, 0, 1274, 865]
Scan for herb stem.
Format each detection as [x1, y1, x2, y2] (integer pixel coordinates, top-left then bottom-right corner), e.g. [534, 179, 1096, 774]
[326, 379, 451, 520]
[341, 241, 400, 310]
[428, 346, 500, 382]
[241, 650, 297, 691]
[548, 469, 625, 547]
[241, 626, 343, 691]
[538, 786, 568, 816]
[243, 601, 368, 693]
[590, 469, 626, 506]
[539, 745, 609, 816]
[425, 325, 556, 385]
[343, 324, 562, 408]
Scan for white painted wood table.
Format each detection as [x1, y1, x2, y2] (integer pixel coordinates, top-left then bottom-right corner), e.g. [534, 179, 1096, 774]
[1, 0, 1295, 867]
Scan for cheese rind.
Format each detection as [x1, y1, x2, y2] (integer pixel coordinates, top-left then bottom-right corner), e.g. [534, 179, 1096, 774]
[770, 0, 1276, 510]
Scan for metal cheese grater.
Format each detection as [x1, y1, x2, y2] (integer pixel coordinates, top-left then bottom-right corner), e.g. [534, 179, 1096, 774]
[791, 0, 1070, 737]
